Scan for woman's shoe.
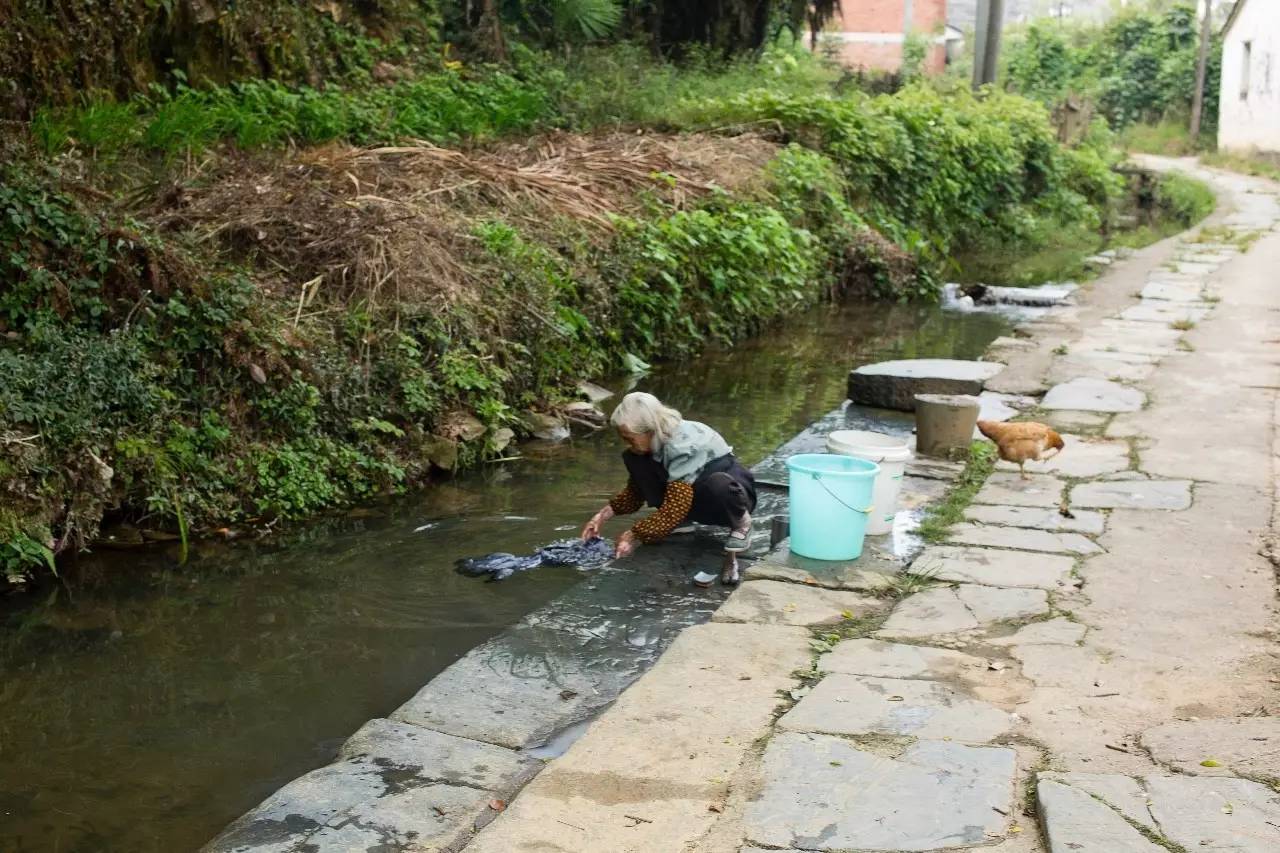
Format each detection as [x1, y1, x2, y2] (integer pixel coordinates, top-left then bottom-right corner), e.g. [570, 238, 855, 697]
[723, 512, 752, 553]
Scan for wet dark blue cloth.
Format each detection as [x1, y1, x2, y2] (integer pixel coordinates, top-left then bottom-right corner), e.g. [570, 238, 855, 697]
[456, 537, 613, 581]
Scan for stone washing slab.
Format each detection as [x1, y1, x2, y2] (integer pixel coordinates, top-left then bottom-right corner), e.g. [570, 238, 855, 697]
[205, 721, 541, 853]
[848, 359, 1004, 411]
[994, 434, 1131, 478]
[713, 579, 886, 627]
[974, 472, 1066, 508]
[747, 734, 1017, 851]
[877, 585, 1048, 639]
[945, 523, 1102, 556]
[1042, 378, 1146, 413]
[1070, 479, 1193, 511]
[988, 617, 1086, 647]
[1040, 772, 1280, 853]
[1140, 717, 1280, 780]
[820, 638, 987, 680]
[913, 544, 1076, 589]
[778, 673, 1014, 742]
[204, 757, 504, 853]
[964, 503, 1106, 535]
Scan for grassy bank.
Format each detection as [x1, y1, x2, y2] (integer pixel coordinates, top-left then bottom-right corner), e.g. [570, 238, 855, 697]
[1, 46, 1132, 584]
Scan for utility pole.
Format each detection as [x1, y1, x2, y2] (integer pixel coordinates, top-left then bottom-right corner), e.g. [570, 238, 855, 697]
[972, 0, 1006, 88]
[1189, 0, 1214, 141]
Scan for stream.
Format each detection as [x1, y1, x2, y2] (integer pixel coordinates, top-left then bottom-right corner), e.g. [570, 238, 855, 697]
[0, 300, 1008, 852]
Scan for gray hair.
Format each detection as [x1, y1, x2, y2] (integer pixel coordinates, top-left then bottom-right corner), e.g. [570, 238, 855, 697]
[610, 392, 682, 446]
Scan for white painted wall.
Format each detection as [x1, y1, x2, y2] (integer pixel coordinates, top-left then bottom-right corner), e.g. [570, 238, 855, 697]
[1219, 0, 1280, 152]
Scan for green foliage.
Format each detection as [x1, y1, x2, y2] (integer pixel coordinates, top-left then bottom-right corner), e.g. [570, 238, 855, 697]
[1155, 172, 1214, 228]
[918, 441, 997, 543]
[552, 0, 623, 41]
[1001, 5, 1222, 142]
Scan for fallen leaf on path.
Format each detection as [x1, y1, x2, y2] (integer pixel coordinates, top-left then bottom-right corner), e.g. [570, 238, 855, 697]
[782, 602, 797, 612]
[840, 610, 854, 619]
[1200, 759, 1222, 767]
[708, 804, 724, 813]
[1222, 803, 1234, 815]
[559, 689, 578, 700]
[488, 799, 506, 812]
[887, 695, 905, 702]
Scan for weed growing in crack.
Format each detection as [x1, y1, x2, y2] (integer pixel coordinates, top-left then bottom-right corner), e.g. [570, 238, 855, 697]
[917, 441, 997, 543]
[1169, 318, 1196, 331]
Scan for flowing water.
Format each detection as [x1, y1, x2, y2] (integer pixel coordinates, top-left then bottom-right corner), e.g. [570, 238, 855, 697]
[0, 301, 1007, 852]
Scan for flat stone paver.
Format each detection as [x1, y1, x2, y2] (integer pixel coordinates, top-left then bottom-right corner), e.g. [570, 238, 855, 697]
[988, 618, 1086, 646]
[955, 584, 1049, 623]
[945, 523, 1102, 555]
[913, 545, 1076, 589]
[1039, 772, 1280, 853]
[713, 580, 886, 627]
[778, 673, 1014, 742]
[1145, 775, 1280, 852]
[1119, 302, 1211, 324]
[1142, 281, 1206, 301]
[746, 733, 1017, 851]
[964, 504, 1106, 535]
[994, 434, 1132, 478]
[1070, 479, 1193, 510]
[820, 639, 987, 680]
[1042, 378, 1146, 412]
[1140, 717, 1280, 780]
[974, 472, 1066, 507]
[1037, 778, 1163, 853]
[878, 585, 1048, 639]
[1037, 409, 1113, 433]
[848, 359, 1004, 411]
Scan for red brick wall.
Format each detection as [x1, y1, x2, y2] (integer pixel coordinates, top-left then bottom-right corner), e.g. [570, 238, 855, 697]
[825, 0, 949, 75]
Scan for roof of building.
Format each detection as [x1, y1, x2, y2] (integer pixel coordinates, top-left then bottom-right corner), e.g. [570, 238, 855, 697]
[1221, 0, 1247, 37]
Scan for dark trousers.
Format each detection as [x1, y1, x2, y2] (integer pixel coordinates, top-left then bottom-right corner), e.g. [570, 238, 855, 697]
[622, 452, 757, 528]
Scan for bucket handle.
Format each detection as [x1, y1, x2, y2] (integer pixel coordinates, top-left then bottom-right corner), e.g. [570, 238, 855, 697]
[810, 472, 874, 515]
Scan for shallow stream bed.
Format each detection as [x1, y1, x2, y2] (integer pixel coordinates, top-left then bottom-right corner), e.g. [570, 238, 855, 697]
[0, 301, 1007, 852]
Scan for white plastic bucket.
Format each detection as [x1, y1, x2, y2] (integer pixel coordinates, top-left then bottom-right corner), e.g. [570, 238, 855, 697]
[825, 430, 911, 535]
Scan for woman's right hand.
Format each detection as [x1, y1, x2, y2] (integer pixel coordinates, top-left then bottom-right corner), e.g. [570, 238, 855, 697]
[582, 505, 613, 540]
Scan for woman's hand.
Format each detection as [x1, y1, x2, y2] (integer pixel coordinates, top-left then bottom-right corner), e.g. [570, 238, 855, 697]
[582, 505, 614, 541]
[615, 530, 639, 559]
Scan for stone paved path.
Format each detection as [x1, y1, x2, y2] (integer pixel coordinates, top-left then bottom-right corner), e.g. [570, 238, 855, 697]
[447, 160, 1280, 852]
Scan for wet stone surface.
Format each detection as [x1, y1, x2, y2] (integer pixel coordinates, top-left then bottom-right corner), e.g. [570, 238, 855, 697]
[713, 579, 887, 627]
[746, 733, 1017, 851]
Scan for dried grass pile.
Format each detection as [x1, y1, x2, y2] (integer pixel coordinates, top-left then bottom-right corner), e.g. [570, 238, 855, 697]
[158, 131, 781, 314]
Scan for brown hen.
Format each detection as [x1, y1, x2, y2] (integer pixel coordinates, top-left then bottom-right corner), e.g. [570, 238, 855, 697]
[976, 420, 1064, 479]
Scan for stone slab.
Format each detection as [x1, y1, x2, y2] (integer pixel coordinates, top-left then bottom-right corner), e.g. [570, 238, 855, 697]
[1036, 409, 1112, 433]
[978, 391, 1034, 423]
[205, 759, 498, 853]
[1142, 281, 1206, 302]
[877, 585, 1048, 639]
[1070, 479, 1193, 510]
[1041, 772, 1160, 829]
[849, 359, 1004, 411]
[964, 504, 1107, 535]
[1145, 774, 1280, 852]
[1140, 717, 1280, 780]
[1042, 378, 1146, 412]
[465, 623, 811, 853]
[1119, 302, 1211, 324]
[746, 733, 1017, 851]
[713, 580, 886, 627]
[989, 617, 1086, 646]
[974, 472, 1066, 507]
[339, 718, 541, 791]
[1037, 778, 1163, 853]
[956, 584, 1049, 624]
[877, 587, 980, 638]
[820, 638, 987, 680]
[945, 523, 1102, 555]
[914, 544, 1077, 589]
[996, 434, 1131, 479]
[778, 673, 1014, 742]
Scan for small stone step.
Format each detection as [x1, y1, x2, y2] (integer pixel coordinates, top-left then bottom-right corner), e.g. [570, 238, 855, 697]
[1042, 378, 1146, 412]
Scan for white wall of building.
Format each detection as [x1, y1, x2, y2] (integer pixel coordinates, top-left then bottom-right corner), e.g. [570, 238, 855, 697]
[1219, 0, 1280, 153]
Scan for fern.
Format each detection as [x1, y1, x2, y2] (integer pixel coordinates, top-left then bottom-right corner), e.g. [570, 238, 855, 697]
[554, 0, 622, 40]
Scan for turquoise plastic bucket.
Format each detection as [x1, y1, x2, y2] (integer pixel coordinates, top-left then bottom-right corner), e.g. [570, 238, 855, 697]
[785, 453, 880, 560]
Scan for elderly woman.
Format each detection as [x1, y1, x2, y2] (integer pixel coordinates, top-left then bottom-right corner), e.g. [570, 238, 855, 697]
[581, 392, 756, 586]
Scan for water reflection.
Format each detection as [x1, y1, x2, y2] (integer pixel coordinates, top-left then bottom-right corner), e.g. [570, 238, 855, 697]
[0, 301, 1006, 852]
